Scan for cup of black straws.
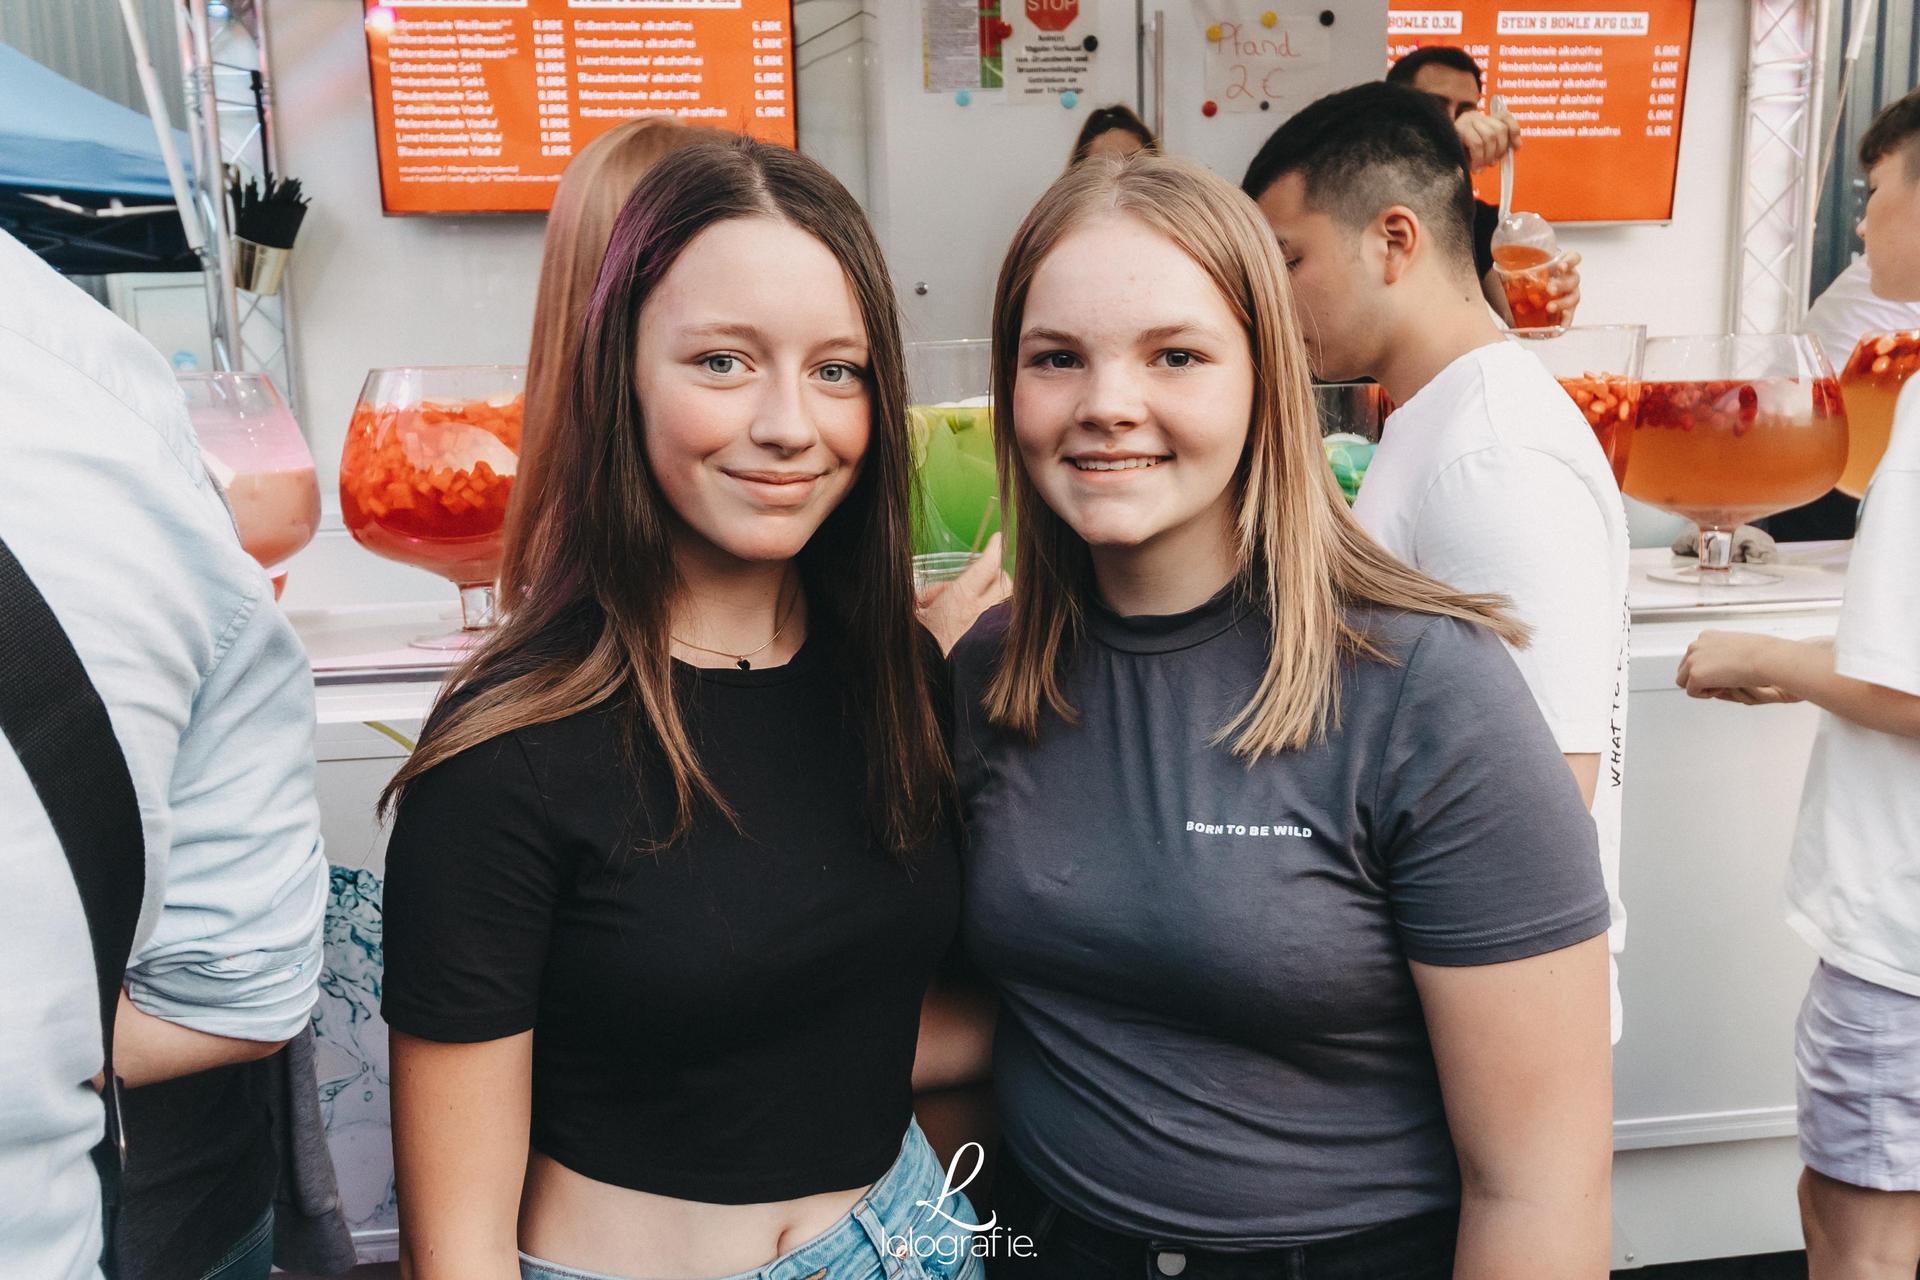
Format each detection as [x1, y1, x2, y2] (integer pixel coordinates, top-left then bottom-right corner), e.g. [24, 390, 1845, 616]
[228, 174, 310, 296]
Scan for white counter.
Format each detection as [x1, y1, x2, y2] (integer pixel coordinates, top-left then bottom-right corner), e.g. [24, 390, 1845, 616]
[297, 543, 1849, 1268]
[1608, 543, 1844, 1266]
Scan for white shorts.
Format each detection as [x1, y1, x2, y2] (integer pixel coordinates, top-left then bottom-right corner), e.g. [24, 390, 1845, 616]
[1796, 961, 1920, 1192]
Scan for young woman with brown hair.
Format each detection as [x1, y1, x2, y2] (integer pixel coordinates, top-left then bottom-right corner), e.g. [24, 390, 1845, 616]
[378, 137, 982, 1280]
[948, 154, 1614, 1277]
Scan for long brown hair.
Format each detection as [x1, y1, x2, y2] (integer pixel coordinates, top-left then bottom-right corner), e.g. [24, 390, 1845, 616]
[507, 117, 703, 604]
[384, 136, 949, 854]
[985, 155, 1525, 753]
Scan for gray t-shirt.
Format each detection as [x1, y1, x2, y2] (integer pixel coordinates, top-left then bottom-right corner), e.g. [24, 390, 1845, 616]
[951, 589, 1609, 1249]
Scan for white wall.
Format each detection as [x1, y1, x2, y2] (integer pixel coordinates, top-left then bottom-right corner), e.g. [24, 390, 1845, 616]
[863, 2, 1147, 344]
[1558, 0, 1745, 337]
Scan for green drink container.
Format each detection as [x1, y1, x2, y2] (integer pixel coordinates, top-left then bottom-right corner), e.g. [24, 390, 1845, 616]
[1313, 381, 1385, 505]
[907, 340, 1013, 566]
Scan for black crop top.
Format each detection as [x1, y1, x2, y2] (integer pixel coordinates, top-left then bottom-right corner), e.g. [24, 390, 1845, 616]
[379, 637, 961, 1203]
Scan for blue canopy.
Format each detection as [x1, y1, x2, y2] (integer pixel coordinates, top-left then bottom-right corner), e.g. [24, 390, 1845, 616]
[0, 42, 191, 199]
[0, 44, 200, 272]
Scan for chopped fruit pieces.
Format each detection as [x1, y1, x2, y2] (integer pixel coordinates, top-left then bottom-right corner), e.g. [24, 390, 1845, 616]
[1493, 244, 1561, 330]
[340, 393, 523, 585]
[1555, 374, 1639, 487]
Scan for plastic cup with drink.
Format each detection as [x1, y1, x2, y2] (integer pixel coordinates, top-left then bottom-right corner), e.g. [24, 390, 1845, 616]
[1491, 211, 1567, 333]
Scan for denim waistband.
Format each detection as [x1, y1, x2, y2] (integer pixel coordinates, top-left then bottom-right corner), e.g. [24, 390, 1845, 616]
[519, 1119, 982, 1280]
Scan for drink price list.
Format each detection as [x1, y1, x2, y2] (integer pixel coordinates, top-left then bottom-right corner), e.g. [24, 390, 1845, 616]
[363, 0, 796, 214]
[1388, 1, 1697, 222]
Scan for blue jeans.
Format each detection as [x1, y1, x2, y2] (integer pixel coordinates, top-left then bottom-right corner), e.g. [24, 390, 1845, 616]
[519, 1120, 988, 1280]
[198, 1208, 273, 1280]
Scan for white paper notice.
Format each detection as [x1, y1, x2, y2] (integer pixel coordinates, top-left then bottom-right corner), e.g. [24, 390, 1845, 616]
[925, 0, 982, 93]
[1198, 7, 1332, 115]
[1005, 0, 1098, 101]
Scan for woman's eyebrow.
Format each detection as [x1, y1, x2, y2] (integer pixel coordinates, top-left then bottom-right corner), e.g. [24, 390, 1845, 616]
[1135, 322, 1219, 345]
[680, 323, 868, 352]
[1021, 321, 1225, 348]
[681, 321, 767, 343]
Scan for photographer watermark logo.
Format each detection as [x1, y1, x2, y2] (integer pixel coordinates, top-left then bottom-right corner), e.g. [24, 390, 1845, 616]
[884, 1143, 1036, 1267]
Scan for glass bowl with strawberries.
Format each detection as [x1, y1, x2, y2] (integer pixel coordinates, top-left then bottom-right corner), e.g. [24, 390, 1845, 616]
[340, 366, 524, 647]
[1505, 324, 1645, 487]
[1625, 334, 1847, 585]
[1834, 329, 1920, 498]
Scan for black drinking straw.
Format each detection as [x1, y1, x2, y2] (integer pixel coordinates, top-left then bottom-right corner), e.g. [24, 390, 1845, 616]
[228, 174, 310, 250]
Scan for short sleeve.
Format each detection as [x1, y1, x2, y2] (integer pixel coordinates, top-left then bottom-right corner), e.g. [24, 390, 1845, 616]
[124, 592, 327, 1042]
[1374, 616, 1611, 967]
[380, 730, 566, 1042]
[1413, 448, 1615, 753]
[1835, 400, 1920, 697]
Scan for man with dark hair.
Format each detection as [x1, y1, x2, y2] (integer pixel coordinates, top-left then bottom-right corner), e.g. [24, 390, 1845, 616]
[1859, 85, 1920, 172]
[1385, 46, 1486, 108]
[1242, 81, 1483, 345]
[1680, 88, 1920, 1278]
[1245, 79, 1630, 1043]
[1386, 44, 1583, 324]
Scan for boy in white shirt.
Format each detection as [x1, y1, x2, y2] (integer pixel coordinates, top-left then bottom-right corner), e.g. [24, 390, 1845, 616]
[1244, 81, 1631, 1042]
[1679, 91, 1920, 1278]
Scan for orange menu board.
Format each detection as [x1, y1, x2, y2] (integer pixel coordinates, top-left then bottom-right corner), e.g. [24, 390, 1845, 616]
[1388, 2, 1696, 222]
[363, 0, 795, 214]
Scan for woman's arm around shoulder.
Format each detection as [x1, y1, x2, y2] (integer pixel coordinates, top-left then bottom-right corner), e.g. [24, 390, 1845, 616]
[1414, 937, 1612, 1280]
[1378, 615, 1613, 1277]
[393, 1028, 535, 1280]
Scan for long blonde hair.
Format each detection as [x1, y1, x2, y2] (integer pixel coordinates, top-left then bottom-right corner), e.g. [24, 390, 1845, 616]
[506, 117, 703, 604]
[984, 155, 1525, 753]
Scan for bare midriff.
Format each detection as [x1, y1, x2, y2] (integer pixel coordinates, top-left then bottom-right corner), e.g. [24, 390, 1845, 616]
[517, 1152, 873, 1279]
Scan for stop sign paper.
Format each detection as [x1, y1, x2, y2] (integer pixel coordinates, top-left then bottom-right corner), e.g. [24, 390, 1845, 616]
[1006, 0, 1092, 99]
[1026, 0, 1078, 33]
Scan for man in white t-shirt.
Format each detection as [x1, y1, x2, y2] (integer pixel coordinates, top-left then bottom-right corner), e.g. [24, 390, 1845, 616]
[1244, 81, 1631, 1042]
[1805, 254, 1920, 381]
[1679, 91, 1920, 1276]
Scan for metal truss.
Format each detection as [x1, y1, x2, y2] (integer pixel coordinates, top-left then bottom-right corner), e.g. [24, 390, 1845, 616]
[172, 0, 299, 409]
[1728, 0, 1833, 335]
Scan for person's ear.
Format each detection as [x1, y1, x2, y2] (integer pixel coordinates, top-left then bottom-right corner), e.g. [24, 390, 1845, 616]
[1377, 206, 1420, 286]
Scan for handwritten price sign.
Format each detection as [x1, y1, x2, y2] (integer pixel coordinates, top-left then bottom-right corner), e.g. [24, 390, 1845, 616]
[1203, 10, 1332, 114]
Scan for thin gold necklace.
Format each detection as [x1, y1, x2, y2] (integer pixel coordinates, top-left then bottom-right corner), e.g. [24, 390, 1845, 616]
[671, 579, 799, 671]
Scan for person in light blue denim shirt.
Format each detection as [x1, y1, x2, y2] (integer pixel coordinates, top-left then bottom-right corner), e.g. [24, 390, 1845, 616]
[0, 228, 326, 1279]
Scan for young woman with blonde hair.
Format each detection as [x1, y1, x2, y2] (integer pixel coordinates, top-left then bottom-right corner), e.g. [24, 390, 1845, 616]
[948, 154, 1614, 1277]
[379, 136, 982, 1280]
